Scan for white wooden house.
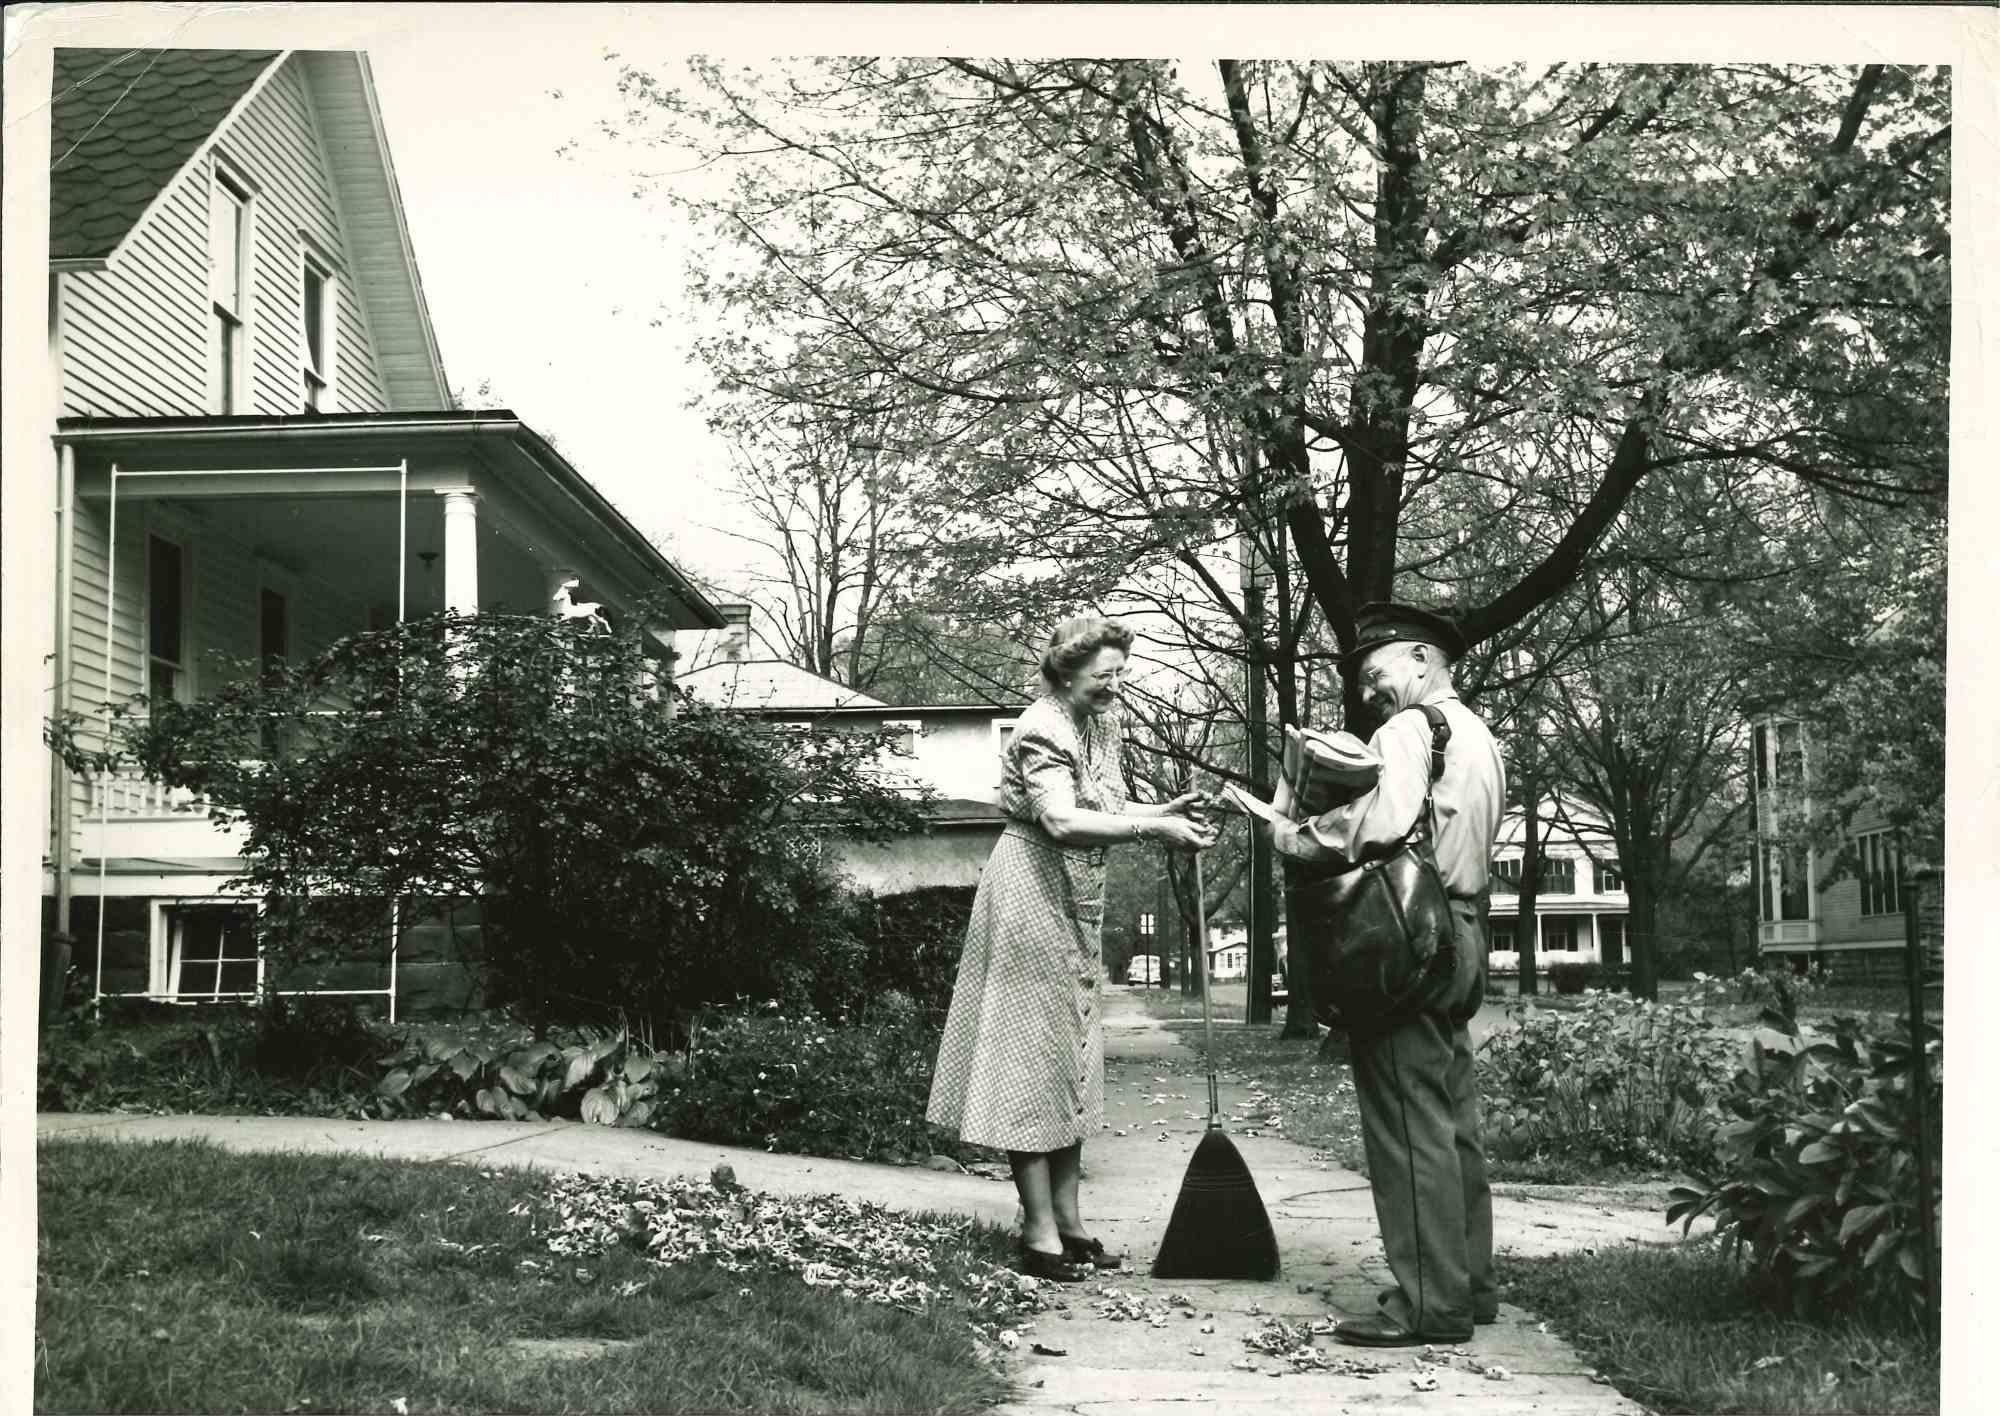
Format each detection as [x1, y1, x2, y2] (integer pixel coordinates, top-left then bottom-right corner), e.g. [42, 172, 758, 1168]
[1484, 798, 1630, 974]
[676, 620, 1023, 894]
[36, 48, 724, 1013]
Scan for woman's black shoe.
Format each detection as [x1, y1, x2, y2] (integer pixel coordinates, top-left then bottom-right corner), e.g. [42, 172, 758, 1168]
[1059, 1233, 1123, 1270]
[1016, 1244, 1091, 1283]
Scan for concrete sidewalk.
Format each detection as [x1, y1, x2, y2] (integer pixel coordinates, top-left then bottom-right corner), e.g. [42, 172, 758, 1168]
[39, 990, 1674, 1414]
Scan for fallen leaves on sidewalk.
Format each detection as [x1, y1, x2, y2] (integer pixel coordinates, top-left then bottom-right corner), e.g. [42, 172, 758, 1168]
[1242, 1317, 1391, 1377]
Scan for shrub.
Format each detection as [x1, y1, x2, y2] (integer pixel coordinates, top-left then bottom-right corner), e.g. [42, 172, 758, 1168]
[660, 996, 949, 1164]
[1548, 961, 1602, 995]
[843, 886, 975, 1022]
[1478, 992, 1740, 1171]
[38, 997, 383, 1117]
[1683, 963, 1830, 1020]
[1667, 1010, 1941, 1325]
[95, 609, 931, 1033]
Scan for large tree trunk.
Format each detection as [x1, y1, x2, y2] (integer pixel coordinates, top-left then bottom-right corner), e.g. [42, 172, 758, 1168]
[1516, 781, 1542, 996]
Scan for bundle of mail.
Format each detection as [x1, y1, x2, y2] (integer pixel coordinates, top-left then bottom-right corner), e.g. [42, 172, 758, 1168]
[1221, 725, 1381, 826]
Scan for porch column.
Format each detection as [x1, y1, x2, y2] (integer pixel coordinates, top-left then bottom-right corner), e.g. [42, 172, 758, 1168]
[439, 490, 480, 615]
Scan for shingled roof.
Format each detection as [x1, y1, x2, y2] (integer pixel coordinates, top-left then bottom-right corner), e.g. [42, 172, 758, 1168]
[50, 47, 280, 262]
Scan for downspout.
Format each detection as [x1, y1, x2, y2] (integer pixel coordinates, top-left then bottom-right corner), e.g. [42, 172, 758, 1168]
[47, 441, 77, 1016]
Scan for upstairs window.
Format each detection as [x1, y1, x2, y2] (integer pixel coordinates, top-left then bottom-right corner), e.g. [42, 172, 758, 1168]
[208, 165, 251, 413]
[1597, 862, 1624, 893]
[300, 251, 337, 411]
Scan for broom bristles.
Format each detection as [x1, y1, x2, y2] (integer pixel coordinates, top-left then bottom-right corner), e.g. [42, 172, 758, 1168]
[1150, 1129, 1281, 1279]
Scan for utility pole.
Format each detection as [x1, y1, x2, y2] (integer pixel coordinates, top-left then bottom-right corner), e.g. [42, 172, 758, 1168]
[1243, 534, 1274, 1026]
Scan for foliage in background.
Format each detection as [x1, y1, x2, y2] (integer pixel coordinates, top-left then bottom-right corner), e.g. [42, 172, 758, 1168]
[843, 885, 976, 1023]
[372, 1027, 680, 1126]
[1685, 963, 1832, 1021]
[1478, 991, 1741, 1171]
[38, 990, 381, 1118]
[77, 608, 928, 1033]
[661, 993, 959, 1163]
[1668, 1009, 1941, 1326]
[626, 56, 1947, 1014]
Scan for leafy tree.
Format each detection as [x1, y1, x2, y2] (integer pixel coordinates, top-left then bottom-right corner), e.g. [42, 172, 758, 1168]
[604, 57, 1945, 1005]
[707, 392, 918, 692]
[1740, 498, 1945, 873]
[87, 610, 928, 1031]
[620, 57, 1943, 678]
[1543, 569, 1753, 999]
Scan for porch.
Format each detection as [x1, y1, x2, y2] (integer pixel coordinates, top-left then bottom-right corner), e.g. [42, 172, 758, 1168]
[44, 412, 725, 1014]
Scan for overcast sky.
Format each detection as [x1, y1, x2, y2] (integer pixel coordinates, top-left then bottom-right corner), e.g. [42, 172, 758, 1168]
[357, 14, 745, 586]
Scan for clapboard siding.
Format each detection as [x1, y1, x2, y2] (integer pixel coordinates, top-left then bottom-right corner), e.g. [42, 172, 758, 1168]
[58, 55, 390, 419]
[300, 52, 445, 411]
[217, 58, 388, 415]
[60, 174, 211, 416]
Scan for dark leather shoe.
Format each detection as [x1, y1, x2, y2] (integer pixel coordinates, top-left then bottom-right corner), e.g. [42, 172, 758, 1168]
[1016, 1244, 1091, 1283]
[1060, 1233, 1123, 1270]
[1334, 1314, 1474, 1348]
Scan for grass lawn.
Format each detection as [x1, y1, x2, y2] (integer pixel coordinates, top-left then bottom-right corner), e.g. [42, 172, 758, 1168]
[1117, 978, 1247, 1023]
[1500, 1239, 1938, 1414]
[37, 1138, 1015, 1414]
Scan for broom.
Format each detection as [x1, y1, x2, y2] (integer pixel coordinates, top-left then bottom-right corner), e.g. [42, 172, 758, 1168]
[1150, 846, 1281, 1279]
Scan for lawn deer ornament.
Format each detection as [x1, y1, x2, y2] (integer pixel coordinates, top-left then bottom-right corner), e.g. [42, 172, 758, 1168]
[552, 578, 610, 634]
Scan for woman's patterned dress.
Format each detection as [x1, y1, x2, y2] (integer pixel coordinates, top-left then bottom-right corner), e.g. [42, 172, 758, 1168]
[925, 694, 1129, 1151]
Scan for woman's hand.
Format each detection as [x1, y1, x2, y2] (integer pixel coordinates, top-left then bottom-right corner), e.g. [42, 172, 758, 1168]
[1151, 814, 1219, 853]
[1163, 789, 1210, 820]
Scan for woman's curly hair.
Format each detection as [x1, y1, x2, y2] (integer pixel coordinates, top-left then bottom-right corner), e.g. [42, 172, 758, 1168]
[1040, 615, 1134, 690]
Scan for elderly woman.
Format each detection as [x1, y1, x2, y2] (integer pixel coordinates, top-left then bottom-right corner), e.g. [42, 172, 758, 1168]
[926, 615, 1216, 1282]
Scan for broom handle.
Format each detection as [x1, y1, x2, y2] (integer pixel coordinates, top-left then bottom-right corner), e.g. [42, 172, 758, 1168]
[1193, 850, 1220, 1127]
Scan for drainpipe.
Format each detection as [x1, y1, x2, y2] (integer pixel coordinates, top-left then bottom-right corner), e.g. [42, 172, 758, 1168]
[47, 441, 77, 1017]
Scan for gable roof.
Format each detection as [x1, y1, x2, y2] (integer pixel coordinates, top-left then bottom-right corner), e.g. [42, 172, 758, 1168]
[678, 659, 890, 711]
[50, 48, 281, 261]
[47, 47, 451, 410]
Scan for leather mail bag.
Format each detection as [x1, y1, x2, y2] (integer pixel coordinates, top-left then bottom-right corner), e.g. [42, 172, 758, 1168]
[1295, 704, 1459, 1028]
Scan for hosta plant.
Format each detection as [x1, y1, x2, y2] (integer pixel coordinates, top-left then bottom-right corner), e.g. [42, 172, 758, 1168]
[373, 1028, 682, 1126]
[1667, 1009, 1941, 1324]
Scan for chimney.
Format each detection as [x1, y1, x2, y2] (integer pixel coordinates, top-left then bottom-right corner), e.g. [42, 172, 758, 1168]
[715, 603, 752, 662]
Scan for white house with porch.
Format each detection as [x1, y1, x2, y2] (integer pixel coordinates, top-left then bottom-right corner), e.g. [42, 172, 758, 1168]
[676, 614, 1025, 894]
[1484, 798, 1629, 974]
[35, 48, 724, 1015]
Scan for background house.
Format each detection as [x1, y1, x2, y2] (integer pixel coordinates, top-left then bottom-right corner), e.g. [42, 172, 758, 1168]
[1484, 798, 1628, 974]
[1748, 714, 1938, 982]
[37, 48, 724, 1015]
[676, 610, 1024, 893]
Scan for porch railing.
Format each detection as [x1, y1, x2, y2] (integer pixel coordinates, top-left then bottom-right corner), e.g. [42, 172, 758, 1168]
[88, 767, 215, 821]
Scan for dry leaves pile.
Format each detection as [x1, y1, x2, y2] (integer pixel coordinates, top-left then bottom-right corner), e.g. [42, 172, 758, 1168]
[540, 1172, 1049, 1333]
[1241, 1318, 1390, 1376]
